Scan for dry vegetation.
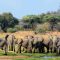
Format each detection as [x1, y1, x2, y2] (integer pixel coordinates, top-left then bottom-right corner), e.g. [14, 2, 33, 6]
[0, 31, 60, 41]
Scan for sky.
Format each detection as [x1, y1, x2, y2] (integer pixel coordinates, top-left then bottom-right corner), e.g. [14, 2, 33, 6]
[0, 0, 60, 19]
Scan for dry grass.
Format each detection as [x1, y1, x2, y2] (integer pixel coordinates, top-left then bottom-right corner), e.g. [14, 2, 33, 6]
[0, 31, 60, 41]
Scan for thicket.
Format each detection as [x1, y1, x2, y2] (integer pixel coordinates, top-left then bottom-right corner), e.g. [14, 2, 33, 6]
[0, 10, 60, 33]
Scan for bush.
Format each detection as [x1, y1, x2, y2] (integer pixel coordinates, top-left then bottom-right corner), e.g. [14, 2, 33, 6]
[35, 23, 50, 33]
[7, 28, 17, 33]
[15, 25, 24, 30]
[56, 23, 60, 31]
[7, 25, 24, 33]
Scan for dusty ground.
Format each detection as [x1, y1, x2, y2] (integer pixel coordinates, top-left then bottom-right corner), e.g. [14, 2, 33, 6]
[0, 56, 29, 60]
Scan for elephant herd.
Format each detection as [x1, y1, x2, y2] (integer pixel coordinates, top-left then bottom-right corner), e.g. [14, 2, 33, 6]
[0, 34, 60, 55]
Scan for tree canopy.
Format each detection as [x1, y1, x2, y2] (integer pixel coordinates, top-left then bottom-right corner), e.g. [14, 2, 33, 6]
[0, 10, 60, 32]
[21, 10, 60, 31]
[0, 13, 19, 32]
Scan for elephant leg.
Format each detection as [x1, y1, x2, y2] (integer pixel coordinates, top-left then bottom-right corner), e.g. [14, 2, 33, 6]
[57, 47, 60, 55]
[39, 48, 41, 53]
[8, 45, 10, 51]
[23, 47, 24, 51]
[11, 45, 13, 51]
[19, 45, 21, 53]
[22, 48, 26, 53]
[42, 47, 45, 53]
[17, 45, 21, 53]
[24, 47, 27, 53]
[14, 46, 15, 52]
[19, 46, 21, 53]
[57, 48, 59, 54]
[1, 47, 3, 50]
[54, 47, 56, 53]
[33, 48, 35, 53]
[28, 47, 32, 53]
[4, 45, 8, 55]
[47, 47, 49, 53]
[13, 45, 15, 52]
[9, 45, 11, 51]
[50, 48, 52, 53]
[59, 49, 60, 54]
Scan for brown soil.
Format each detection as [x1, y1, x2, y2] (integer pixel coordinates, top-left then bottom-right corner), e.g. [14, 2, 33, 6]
[0, 56, 29, 60]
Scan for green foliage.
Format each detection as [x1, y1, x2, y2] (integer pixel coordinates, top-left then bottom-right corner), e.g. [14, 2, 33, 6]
[1, 10, 60, 32]
[15, 25, 24, 30]
[7, 28, 17, 33]
[35, 23, 50, 33]
[56, 23, 60, 31]
[0, 13, 19, 32]
[21, 10, 60, 31]
[7, 25, 24, 33]
[22, 15, 42, 30]
[22, 15, 42, 23]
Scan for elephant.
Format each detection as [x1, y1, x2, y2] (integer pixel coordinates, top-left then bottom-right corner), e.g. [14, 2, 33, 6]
[39, 35, 53, 53]
[7, 34, 16, 52]
[44, 38, 53, 53]
[54, 36, 60, 54]
[50, 35, 60, 53]
[4, 34, 9, 55]
[17, 39, 23, 53]
[17, 35, 54, 53]
[0, 34, 10, 55]
[17, 35, 34, 53]
[43, 35, 60, 53]
[21, 36, 44, 53]
[32, 36, 45, 53]
[0, 38, 7, 50]
[18, 36, 29, 53]
[27, 36, 34, 53]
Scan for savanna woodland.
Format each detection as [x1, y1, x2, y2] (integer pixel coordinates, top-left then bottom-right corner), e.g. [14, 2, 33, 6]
[1, 10, 60, 33]
[0, 10, 60, 60]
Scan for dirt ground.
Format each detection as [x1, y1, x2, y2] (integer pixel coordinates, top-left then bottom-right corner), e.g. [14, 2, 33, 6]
[0, 56, 29, 60]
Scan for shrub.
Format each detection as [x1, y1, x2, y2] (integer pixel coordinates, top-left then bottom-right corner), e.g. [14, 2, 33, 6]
[7, 28, 17, 33]
[15, 25, 24, 30]
[56, 23, 60, 31]
[7, 25, 24, 33]
[35, 23, 50, 33]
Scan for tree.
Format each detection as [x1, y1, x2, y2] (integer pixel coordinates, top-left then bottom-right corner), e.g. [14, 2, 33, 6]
[22, 15, 42, 30]
[0, 13, 19, 32]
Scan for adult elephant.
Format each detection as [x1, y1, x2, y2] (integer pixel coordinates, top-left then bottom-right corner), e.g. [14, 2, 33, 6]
[27, 36, 34, 53]
[52, 35, 58, 53]
[41, 35, 53, 53]
[32, 36, 45, 53]
[0, 34, 10, 55]
[4, 34, 9, 55]
[17, 36, 29, 53]
[0, 38, 5, 50]
[54, 36, 60, 54]
[7, 34, 16, 52]
[17, 36, 34, 53]
[17, 39, 23, 53]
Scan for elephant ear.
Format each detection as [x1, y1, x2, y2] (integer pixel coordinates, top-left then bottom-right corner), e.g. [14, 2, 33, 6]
[5, 34, 9, 40]
[20, 39, 23, 43]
